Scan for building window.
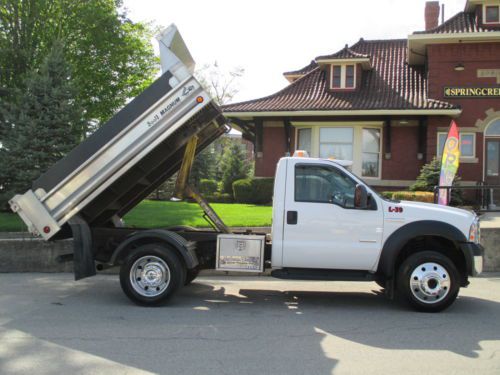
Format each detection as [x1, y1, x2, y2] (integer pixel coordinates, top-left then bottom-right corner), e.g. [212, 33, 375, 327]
[346, 65, 355, 88]
[437, 132, 476, 158]
[330, 64, 356, 89]
[485, 5, 500, 24]
[297, 128, 312, 154]
[485, 119, 500, 136]
[319, 127, 354, 160]
[332, 66, 341, 88]
[362, 128, 381, 177]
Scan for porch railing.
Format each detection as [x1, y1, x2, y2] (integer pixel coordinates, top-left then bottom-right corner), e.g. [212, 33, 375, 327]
[433, 183, 500, 212]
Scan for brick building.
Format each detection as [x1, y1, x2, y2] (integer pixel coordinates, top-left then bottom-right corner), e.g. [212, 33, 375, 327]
[223, 0, 500, 190]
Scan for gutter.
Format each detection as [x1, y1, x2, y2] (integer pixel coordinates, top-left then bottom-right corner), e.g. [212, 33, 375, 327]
[224, 108, 462, 118]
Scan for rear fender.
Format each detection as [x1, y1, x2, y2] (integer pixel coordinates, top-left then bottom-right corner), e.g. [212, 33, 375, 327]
[110, 229, 198, 270]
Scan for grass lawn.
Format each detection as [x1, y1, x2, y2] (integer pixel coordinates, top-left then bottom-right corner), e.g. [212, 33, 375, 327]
[124, 200, 272, 228]
[0, 200, 273, 232]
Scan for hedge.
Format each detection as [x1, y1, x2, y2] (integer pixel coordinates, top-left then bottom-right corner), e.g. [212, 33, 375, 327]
[205, 193, 233, 203]
[382, 191, 435, 203]
[198, 179, 218, 195]
[233, 178, 274, 204]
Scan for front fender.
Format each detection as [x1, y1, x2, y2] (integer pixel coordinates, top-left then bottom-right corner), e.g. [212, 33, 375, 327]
[377, 220, 467, 278]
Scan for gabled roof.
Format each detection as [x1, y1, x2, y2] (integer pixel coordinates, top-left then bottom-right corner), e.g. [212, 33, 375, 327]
[414, 11, 495, 34]
[223, 39, 458, 115]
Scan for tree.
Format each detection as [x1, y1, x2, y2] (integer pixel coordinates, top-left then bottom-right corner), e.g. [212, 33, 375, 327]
[220, 142, 250, 196]
[410, 157, 462, 205]
[0, 40, 84, 208]
[195, 62, 244, 106]
[0, 0, 158, 134]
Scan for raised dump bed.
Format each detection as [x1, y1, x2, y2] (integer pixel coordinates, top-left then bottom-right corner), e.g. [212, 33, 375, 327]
[10, 25, 227, 240]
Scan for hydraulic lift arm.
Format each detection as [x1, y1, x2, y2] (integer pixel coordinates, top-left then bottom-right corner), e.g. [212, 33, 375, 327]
[173, 135, 231, 233]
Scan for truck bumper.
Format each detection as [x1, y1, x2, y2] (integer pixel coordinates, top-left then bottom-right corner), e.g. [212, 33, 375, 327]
[460, 242, 484, 277]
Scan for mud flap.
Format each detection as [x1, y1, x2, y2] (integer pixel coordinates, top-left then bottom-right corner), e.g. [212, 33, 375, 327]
[68, 215, 96, 280]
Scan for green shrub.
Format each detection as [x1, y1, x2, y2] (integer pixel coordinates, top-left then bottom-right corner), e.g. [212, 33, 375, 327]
[382, 191, 435, 203]
[198, 179, 218, 195]
[205, 193, 233, 203]
[233, 178, 274, 204]
[410, 157, 462, 205]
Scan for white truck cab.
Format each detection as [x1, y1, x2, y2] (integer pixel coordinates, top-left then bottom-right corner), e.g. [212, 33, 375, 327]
[267, 155, 483, 311]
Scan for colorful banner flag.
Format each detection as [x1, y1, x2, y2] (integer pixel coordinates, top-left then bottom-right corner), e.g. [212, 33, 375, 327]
[438, 120, 461, 205]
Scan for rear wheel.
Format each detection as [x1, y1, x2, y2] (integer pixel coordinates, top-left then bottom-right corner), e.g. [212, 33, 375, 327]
[397, 251, 460, 312]
[119, 244, 186, 306]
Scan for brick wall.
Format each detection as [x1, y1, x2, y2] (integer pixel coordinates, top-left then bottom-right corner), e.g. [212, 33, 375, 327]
[382, 125, 424, 180]
[255, 124, 291, 177]
[426, 42, 500, 182]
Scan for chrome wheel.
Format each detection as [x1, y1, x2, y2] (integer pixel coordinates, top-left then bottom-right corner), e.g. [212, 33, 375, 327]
[130, 256, 171, 297]
[410, 262, 450, 304]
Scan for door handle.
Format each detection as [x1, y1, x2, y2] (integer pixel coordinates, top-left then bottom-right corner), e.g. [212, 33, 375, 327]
[287, 211, 298, 225]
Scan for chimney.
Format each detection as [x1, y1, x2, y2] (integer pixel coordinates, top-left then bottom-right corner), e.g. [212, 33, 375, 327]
[425, 1, 440, 31]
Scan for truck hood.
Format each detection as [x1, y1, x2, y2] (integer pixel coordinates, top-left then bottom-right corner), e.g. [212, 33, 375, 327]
[382, 199, 476, 240]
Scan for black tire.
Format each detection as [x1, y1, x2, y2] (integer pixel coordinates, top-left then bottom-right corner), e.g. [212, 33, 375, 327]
[119, 243, 186, 306]
[185, 268, 200, 285]
[397, 251, 460, 313]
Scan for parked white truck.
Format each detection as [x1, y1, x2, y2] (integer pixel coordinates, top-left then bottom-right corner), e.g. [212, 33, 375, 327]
[10, 26, 483, 312]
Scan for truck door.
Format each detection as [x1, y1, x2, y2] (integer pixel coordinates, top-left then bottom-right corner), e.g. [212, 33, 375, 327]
[282, 160, 383, 270]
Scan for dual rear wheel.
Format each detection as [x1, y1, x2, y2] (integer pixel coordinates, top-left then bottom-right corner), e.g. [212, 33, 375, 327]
[119, 244, 188, 306]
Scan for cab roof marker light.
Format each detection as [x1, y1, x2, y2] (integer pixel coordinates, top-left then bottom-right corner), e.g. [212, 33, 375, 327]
[293, 150, 309, 157]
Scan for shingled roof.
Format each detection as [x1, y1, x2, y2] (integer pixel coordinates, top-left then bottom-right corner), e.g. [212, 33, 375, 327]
[414, 11, 496, 34]
[223, 39, 458, 114]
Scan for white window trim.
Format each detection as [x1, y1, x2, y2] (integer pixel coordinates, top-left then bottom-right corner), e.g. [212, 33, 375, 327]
[330, 64, 356, 89]
[361, 127, 382, 179]
[437, 132, 476, 159]
[293, 122, 383, 179]
[483, 4, 500, 24]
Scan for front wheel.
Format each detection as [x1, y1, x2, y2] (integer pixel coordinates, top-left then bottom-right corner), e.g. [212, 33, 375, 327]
[119, 244, 186, 306]
[397, 251, 460, 313]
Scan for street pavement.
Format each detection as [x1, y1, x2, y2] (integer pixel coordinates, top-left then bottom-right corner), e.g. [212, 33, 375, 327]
[0, 273, 499, 375]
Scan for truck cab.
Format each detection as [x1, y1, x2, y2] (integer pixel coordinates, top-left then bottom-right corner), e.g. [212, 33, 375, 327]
[268, 155, 483, 311]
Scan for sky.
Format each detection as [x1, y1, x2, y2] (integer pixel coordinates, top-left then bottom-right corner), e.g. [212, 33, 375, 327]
[122, 0, 466, 104]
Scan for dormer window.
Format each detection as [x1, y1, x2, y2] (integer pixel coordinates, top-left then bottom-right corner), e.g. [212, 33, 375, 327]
[331, 64, 356, 89]
[484, 4, 500, 24]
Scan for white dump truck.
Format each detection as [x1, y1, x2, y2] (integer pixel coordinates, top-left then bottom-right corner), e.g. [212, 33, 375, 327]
[10, 26, 483, 312]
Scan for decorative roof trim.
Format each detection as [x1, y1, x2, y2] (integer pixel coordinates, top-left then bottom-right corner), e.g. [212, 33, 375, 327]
[225, 109, 462, 118]
[316, 57, 372, 69]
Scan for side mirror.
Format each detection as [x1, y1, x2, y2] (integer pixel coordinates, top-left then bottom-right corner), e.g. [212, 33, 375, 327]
[354, 184, 368, 209]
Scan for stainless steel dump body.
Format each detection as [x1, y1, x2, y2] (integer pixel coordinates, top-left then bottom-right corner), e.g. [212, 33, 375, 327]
[10, 25, 227, 240]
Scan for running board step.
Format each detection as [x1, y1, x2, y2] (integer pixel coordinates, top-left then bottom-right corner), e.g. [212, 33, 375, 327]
[271, 268, 376, 282]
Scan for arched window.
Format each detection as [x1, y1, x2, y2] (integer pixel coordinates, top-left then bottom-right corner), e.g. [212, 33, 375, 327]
[485, 119, 500, 136]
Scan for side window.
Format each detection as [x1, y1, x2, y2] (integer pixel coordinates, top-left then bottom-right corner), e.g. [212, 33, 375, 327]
[295, 164, 357, 208]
